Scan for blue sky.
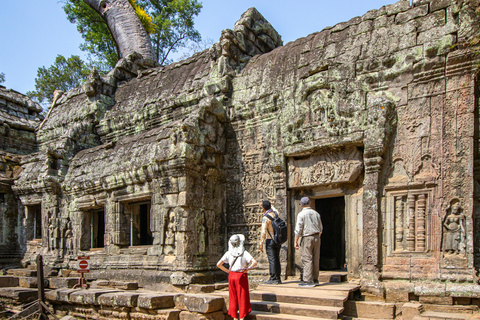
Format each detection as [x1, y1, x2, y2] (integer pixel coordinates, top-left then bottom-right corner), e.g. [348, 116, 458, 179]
[0, 0, 398, 95]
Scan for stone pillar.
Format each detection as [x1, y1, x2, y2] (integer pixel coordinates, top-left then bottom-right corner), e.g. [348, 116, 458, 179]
[361, 154, 383, 294]
[407, 194, 416, 252]
[394, 196, 403, 251]
[416, 194, 426, 252]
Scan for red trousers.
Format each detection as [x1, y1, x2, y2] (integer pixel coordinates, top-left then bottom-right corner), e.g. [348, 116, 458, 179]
[228, 271, 251, 319]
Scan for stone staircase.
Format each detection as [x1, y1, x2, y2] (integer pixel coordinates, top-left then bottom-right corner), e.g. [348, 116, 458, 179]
[215, 272, 359, 320]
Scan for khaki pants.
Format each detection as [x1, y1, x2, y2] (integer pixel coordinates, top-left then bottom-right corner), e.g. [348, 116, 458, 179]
[301, 233, 320, 283]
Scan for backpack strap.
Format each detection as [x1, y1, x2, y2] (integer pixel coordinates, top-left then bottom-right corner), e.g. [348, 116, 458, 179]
[229, 255, 241, 271]
[264, 212, 278, 244]
[264, 211, 278, 221]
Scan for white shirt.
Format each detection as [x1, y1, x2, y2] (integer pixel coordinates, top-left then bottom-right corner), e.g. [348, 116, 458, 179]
[220, 250, 253, 272]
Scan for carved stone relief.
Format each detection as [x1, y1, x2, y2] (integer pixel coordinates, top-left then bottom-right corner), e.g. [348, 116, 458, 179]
[164, 209, 176, 256]
[387, 189, 431, 255]
[287, 147, 363, 188]
[442, 199, 466, 255]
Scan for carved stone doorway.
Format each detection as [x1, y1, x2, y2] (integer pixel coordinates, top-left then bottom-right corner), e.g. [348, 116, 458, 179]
[315, 197, 346, 270]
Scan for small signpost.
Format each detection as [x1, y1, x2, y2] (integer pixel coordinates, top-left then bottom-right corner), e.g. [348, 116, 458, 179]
[73, 256, 89, 289]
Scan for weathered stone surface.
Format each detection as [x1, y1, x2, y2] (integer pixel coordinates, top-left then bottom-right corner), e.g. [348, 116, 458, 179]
[343, 301, 395, 319]
[130, 308, 181, 320]
[137, 293, 175, 309]
[18, 276, 40, 288]
[49, 277, 78, 289]
[179, 311, 224, 320]
[182, 294, 224, 314]
[97, 291, 140, 307]
[0, 276, 19, 287]
[0, 287, 38, 303]
[6, 269, 36, 277]
[187, 284, 215, 294]
[69, 289, 121, 305]
[401, 302, 423, 320]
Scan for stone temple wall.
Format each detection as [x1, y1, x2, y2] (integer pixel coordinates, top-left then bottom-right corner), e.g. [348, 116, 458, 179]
[0, 86, 43, 266]
[8, 0, 480, 296]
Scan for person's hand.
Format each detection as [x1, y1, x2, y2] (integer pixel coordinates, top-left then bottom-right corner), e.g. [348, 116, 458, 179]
[259, 244, 264, 253]
[294, 242, 300, 250]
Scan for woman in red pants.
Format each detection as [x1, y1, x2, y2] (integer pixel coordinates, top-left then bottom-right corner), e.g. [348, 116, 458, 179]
[217, 234, 257, 320]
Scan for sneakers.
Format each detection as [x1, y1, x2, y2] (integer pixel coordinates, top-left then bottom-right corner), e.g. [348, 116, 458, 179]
[298, 282, 315, 287]
[264, 279, 282, 285]
[314, 280, 319, 286]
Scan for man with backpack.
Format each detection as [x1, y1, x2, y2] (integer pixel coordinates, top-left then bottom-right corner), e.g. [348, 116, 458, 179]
[294, 197, 323, 287]
[259, 200, 283, 284]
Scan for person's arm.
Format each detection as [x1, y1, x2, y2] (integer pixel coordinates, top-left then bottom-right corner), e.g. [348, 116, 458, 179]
[294, 212, 304, 250]
[217, 259, 230, 274]
[259, 216, 268, 252]
[243, 258, 257, 273]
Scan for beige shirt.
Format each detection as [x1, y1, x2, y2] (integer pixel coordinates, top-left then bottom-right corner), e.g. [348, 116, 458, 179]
[294, 207, 323, 237]
[259, 209, 276, 246]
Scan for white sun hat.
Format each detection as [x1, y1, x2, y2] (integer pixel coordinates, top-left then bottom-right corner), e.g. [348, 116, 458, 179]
[228, 234, 245, 257]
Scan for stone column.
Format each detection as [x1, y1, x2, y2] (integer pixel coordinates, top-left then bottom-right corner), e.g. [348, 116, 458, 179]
[394, 196, 404, 251]
[407, 194, 416, 251]
[416, 194, 426, 252]
[362, 155, 383, 285]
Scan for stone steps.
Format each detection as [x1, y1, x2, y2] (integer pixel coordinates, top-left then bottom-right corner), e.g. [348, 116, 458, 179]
[251, 300, 343, 319]
[413, 311, 475, 320]
[217, 277, 357, 319]
[247, 310, 333, 320]
[250, 288, 347, 307]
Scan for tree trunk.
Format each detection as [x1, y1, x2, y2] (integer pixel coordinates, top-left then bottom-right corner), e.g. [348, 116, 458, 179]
[83, 0, 156, 61]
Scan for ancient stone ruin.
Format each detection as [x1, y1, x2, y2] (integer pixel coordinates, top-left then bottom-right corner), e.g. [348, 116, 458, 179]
[2, 0, 480, 303]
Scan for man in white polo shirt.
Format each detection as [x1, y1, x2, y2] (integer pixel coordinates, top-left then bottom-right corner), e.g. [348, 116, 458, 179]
[294, 197, 323, 287]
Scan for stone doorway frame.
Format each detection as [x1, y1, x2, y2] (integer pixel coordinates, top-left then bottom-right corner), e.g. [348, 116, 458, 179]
[287, 187, 363, 279]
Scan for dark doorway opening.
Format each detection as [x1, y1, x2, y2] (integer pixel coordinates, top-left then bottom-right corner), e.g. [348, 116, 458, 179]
[139, 203, 152, 245]
[315, 196, 345, 270]
[92, 210, 105, 248]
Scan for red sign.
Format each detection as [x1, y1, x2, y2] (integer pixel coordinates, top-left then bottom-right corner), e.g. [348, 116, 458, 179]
[77, 256, 90, 273]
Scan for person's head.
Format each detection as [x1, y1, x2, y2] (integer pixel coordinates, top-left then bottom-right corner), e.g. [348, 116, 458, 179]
[300, 197, 311, 207]
[262, 200, 271, 211]
[228, 234, 245, 257]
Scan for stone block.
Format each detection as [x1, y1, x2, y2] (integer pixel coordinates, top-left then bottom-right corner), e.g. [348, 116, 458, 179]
[51, 288, 82, 302]
[179, 311, 224, 320]
[98, 292, 140, 307]
[446, 283, 480, 298]
[182, 294, 224, 314]
[414, 282, 446, 296]
[187, 284, 215, 294]
[130, 308, 181, 320]
[401, 302, 423, 320]
[6, 268, 36, 277]
[113, 281, 139, 290]
[214, 283, 228, 291]
[419, 295, 453, 305]
[49, 277, 79, 289]
[70, 289, 120, 305]
[0, 276, 19, 287]
[0, 287, 38, 303]
[343, 301, 395, 319]
[385, 281, 414, 302]
[137, 293, 175, 309]
[18, 277, 40, 288]
[59, 270, 73, 277]
[171, 272, 193, 285]
[175, 294, 187, 311]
